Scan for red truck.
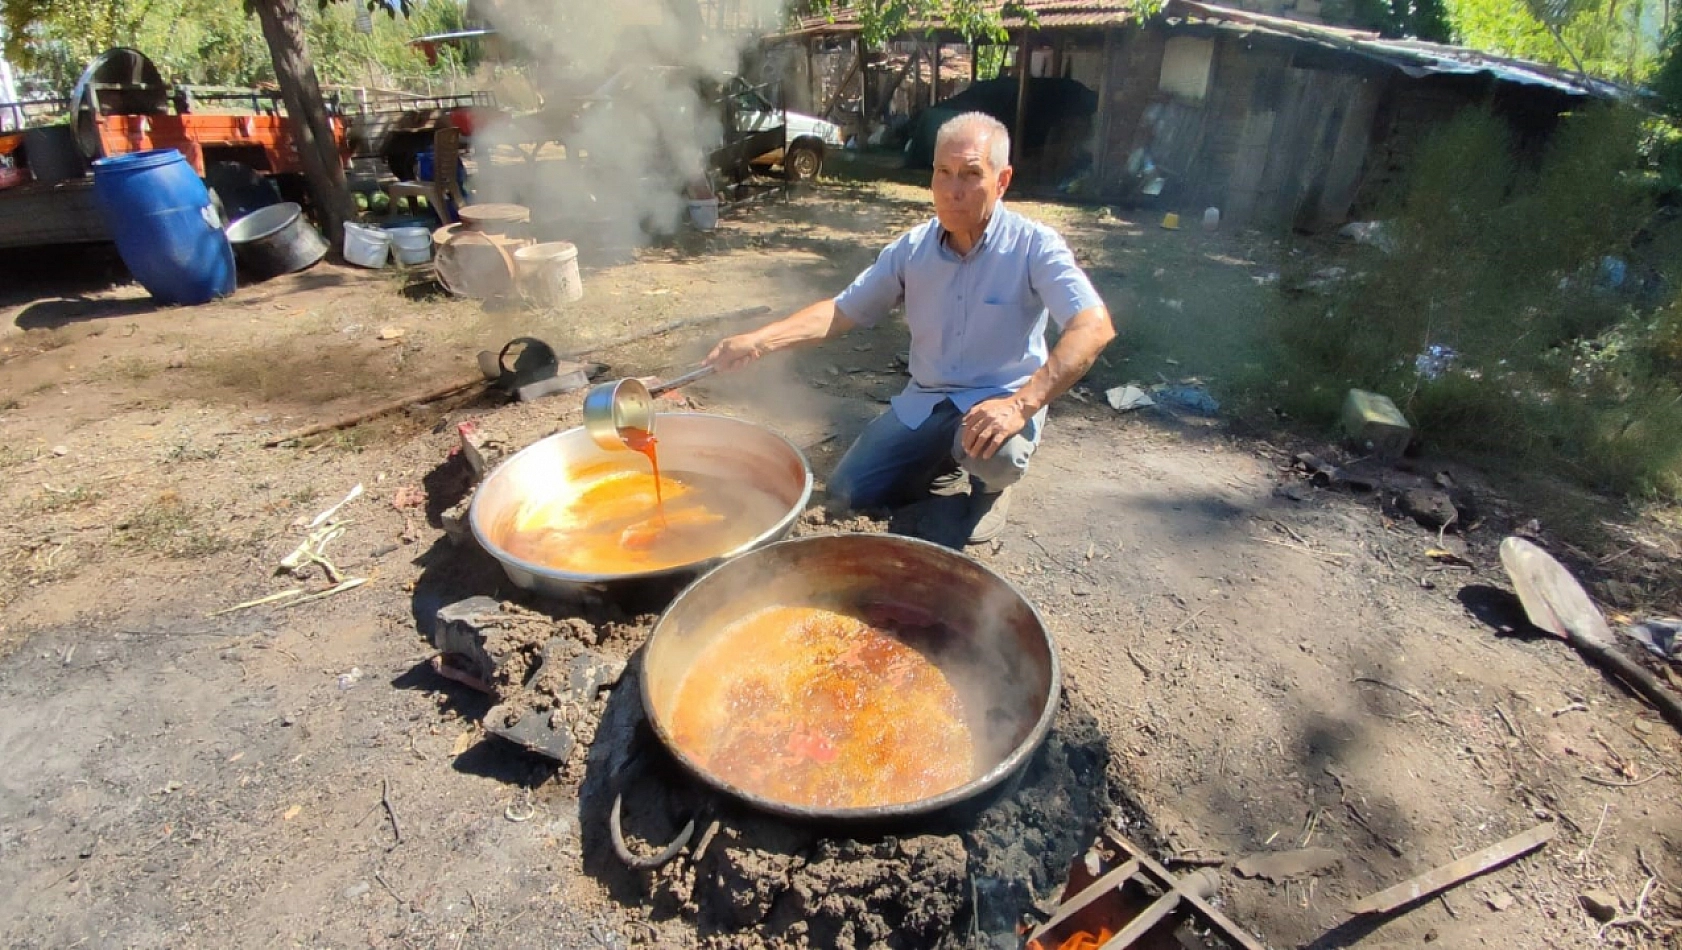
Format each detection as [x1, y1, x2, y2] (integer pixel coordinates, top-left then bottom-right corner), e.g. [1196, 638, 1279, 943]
[0, 48, 493, 250]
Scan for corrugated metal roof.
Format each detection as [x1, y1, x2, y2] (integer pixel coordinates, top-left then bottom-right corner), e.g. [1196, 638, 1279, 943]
[771, 0, 1624, 99]
[1170, 1, 1626, 98]
[774, 1, 1138, 39]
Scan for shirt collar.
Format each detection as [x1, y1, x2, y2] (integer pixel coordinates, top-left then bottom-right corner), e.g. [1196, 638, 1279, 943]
[938, 200, 1009, 258]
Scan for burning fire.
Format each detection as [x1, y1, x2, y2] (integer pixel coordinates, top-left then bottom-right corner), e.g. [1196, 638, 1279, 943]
[1027, 928, 1116, 950]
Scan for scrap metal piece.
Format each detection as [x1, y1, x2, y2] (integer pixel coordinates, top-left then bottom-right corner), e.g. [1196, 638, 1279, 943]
[1234, 847, 1342, 883]
[1347, 822, 1556, 917]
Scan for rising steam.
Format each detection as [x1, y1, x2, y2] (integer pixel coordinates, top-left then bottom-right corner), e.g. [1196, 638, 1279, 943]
[469, 0, 783, 251]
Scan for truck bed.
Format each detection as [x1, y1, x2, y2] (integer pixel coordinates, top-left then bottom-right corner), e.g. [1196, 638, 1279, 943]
[0, 177, 107, 250]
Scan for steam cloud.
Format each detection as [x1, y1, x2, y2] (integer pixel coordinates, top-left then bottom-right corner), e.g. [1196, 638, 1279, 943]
[469, 0, 784, 252]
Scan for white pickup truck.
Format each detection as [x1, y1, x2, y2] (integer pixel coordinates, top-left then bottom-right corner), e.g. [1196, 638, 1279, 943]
[726, 78, 844, 181]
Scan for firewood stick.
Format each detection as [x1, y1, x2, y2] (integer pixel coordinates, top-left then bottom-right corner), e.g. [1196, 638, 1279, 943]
[263, 374, 484, 447]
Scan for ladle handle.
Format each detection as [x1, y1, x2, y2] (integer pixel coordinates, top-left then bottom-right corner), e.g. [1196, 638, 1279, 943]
[648, 364, 715, 396]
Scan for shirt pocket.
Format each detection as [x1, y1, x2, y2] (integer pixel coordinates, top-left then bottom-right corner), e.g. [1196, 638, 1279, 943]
[975, 294, 1038, 328]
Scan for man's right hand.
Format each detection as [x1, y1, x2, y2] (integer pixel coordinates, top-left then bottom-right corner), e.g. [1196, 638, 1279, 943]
[704, 333, 764, 373]
[703, 299, 858, 373]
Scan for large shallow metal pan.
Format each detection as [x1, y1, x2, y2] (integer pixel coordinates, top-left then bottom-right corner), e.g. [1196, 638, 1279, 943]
[469, 413, 812, 599]
[640, 533, 1061, 823]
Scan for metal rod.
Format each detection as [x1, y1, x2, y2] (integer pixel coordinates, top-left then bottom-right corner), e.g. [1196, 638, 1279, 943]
[649, 365, 716, 395]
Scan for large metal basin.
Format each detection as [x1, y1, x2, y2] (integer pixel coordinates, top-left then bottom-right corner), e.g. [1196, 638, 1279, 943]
[641, 533, 1061, 823]
[469, 413, 812, 598]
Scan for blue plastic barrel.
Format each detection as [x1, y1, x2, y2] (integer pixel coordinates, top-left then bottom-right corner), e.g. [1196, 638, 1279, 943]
[91, 150, 236, 305]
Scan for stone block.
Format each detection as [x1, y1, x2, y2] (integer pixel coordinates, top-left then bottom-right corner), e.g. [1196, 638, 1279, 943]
[432, 596, 506, 681]
[440, 496, 474, 546]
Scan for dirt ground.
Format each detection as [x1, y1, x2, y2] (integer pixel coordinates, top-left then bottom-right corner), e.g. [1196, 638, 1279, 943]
[1, 172, 1679, 950]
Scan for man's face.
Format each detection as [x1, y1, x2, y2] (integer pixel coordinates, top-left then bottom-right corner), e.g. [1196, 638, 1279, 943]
[931, 130, 1012, 237]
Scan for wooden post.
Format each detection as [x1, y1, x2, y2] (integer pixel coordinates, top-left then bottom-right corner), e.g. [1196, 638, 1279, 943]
[933, 42, 943, 105]
[971, 42, 980, 84]
[913, 44, 925, 114]
[861, 41, 874, 141]
[806, 38, 818, 114]
[1091, 28, 1117, 195]
[1013, 31, 1032, 166]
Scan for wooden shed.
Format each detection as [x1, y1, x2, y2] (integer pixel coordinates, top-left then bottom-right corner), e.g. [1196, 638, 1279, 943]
[766, 0, 1623, 232]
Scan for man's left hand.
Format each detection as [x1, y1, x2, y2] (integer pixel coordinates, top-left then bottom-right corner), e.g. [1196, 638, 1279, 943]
[961, 397, 1030, 460]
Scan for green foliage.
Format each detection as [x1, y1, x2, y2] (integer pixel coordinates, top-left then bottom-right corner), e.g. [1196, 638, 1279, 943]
[1654, 20, 1682, 116]
[1338, 0, 1453, 41]
[802, 0, 1094, 47]
[1258, 106, 1682, 499]
[3, 0, 474, 93]
[1444, 0, 1663, 82]
[2, 0, 152, 89]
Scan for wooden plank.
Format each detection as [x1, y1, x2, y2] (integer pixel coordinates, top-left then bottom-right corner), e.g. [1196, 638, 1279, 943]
[1028, 859, 1142, 939]
[1221, 108, 1274, 227]
[1348, 823, 1557, 917]
[1281, 73, 1349, 231]
[1013, 30, 1033, 166]
[1307, 76, 1381, 230]
[1090, 28, 1117, 194]
[1255, 66, 1321, 228]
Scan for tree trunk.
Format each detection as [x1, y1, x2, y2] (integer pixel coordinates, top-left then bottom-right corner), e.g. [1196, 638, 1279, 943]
[252, 0, 350, 246]
[1013, 31, 1032, 167]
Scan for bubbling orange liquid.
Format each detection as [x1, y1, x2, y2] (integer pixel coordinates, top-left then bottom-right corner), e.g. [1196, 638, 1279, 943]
[667, 606, 976, 809]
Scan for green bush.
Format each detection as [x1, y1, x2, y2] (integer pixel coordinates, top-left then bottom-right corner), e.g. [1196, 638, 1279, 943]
[1257, 104, 1682, 499]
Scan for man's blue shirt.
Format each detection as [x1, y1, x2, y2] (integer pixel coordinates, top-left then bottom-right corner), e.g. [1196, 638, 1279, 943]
[833, 201, 1105, 428]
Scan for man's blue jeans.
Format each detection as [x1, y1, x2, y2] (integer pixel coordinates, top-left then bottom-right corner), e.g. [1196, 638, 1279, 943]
[826, 398, 1046, 510]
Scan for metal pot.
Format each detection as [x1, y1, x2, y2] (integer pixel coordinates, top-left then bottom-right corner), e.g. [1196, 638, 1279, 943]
[582, 366, 715, 451]
[225, 202, 328, 280]
[468, 413, 812, 599]
[640, 533, 1061, 823]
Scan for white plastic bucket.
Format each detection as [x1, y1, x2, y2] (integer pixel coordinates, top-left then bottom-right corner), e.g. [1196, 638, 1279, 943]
[343, 222, 391, 268]
[389, 226, 433, 265]
[513, 241, 584, 308]
[687, 197, 719, 232]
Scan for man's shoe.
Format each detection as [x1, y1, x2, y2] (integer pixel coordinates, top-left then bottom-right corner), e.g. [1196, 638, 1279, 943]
[966, 486, 1012, 545]
[929, 460, 967, 496]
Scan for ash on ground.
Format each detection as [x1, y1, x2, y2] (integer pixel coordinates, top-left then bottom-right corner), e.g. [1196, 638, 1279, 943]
[431, 594, 655, 780]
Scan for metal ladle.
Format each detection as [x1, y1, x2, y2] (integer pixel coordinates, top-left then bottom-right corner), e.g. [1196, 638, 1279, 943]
[583, 365, 716, 451]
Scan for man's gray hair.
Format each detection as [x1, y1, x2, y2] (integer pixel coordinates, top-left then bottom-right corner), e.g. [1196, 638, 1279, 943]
[935, 112, 1011, 171]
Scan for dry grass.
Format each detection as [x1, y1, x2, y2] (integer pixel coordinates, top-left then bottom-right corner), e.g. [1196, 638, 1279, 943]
[0, 445, 37, 469]
[163, 441, 223, 464]
[20, 327, 75, 352]
[27, 485, 103, 514]
[115, 492, 229, 559]
[192, 337, 400, 406]
[93, 356, 160, 383]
